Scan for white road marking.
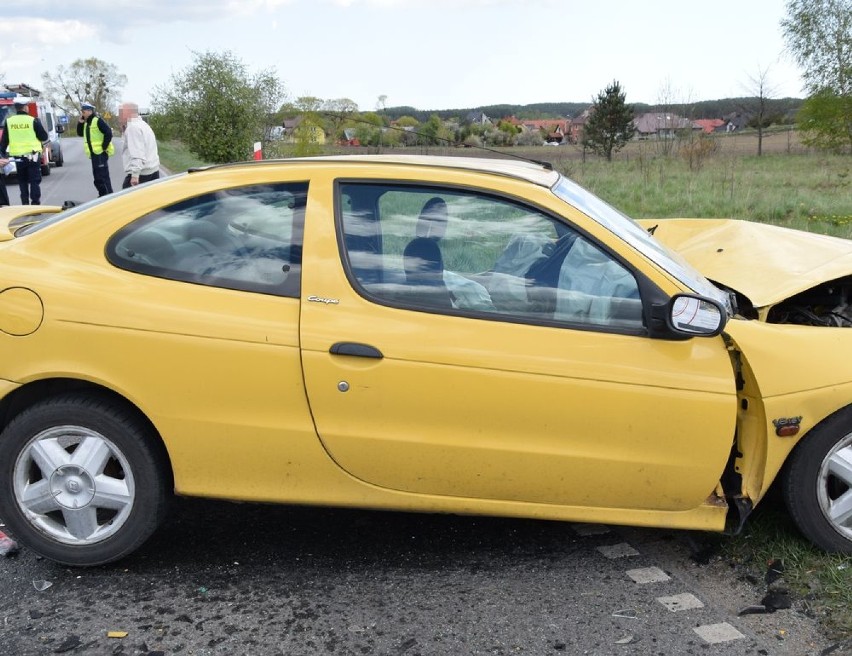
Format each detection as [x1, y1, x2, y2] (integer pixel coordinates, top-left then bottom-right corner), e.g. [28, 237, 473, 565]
[657, 592, 704, 612]
[596, 542, 639, 558]
[626, 566, 671, 584]
[693, 622, 746, 644]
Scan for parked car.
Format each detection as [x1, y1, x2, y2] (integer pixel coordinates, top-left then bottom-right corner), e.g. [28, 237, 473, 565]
[0, 155, 850, 566]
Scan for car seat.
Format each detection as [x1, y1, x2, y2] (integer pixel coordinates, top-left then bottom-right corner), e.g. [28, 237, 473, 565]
[402, 236, 453, 309]
[415, 197, 448, 240]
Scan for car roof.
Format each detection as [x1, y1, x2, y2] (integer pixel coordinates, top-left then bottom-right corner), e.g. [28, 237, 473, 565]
[193, 154, 562, 189]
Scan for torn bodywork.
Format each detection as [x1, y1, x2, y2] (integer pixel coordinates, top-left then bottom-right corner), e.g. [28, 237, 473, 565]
[764, 276, 852, 327]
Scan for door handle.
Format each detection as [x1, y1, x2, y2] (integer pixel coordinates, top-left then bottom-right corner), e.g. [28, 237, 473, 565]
[329, 342, 384, 359]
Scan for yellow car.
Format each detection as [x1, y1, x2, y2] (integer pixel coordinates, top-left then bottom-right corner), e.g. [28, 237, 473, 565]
[0, 155, 850, 566]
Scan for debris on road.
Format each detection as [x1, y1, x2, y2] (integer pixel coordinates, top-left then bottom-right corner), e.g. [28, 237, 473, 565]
[738, 558, 792, 615]
[0, 529, 19, 556]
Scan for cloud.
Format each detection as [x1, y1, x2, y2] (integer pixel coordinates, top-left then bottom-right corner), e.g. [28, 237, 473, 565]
[7, 0, 550, 35]
[0, 18, 98, 45]
[7, 0, 297, 33]
[329, 0, 550, 6]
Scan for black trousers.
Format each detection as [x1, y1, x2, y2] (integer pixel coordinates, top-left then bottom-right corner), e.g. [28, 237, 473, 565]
[91, 153, 113, 196]
[15, 158, 41, 205]
[0, 177, 9, 206]
[122, 170, 160, 189]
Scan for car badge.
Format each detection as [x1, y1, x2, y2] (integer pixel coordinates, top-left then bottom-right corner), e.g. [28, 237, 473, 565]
[307, 295, 340, 305]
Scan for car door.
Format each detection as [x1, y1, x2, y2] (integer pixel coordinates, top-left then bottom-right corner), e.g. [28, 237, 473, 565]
[98, 180, 314, 499]
[300, 177, 738, 513]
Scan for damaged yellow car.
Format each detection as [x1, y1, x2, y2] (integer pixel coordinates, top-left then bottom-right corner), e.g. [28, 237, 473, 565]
[0, 155, 850, 566]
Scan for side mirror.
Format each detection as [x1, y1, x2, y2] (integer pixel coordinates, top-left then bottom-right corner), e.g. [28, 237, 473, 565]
[666, 293, 726, 337]
[56, 124, 65, 134]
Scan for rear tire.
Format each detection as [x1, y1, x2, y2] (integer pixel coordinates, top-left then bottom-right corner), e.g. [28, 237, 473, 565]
[782, 407, 852, 553]
[0, 394, 171, 566]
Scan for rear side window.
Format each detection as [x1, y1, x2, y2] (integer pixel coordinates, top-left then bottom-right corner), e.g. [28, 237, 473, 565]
[107, 183, 307, 297]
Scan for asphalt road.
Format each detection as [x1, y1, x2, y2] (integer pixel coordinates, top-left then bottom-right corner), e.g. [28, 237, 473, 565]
[0, 497, 843, 656]
[0, 140, 844, 655]
[3, 135, 127, 206]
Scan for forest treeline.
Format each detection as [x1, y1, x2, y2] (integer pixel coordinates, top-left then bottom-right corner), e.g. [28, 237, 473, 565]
[382, 97, 805, 122]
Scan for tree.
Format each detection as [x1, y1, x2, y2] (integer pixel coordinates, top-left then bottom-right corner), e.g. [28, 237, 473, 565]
[322, 98, 359, 142]
[417, 114, 452, 146]
[41, 58, 126, 119]
[152, 51, 286, 163]
[353, 112, 385, 148]
[797, 90, 852, 151]
[781, 0, 852, 152]
[742, 65, 779, 156]
[582, 81, 634, 161]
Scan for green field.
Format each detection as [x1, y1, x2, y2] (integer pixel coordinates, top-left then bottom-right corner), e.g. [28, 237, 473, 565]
[564, 152, 852, 240]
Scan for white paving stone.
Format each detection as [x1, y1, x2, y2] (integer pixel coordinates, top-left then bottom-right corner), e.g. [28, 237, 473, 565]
[571, 523, 611, 536]
[656, 592, 704, 612]
[693, 622, 746, 644]
[626, 566, 671, 584]
[596, 542, 639, 558]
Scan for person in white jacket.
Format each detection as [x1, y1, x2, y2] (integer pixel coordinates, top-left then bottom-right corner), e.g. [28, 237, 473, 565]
[118, 102, 160, 188]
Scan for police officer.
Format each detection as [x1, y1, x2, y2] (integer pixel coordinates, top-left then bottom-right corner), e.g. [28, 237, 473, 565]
[0, 100, 48, 205]
[76, 101, 114, 196]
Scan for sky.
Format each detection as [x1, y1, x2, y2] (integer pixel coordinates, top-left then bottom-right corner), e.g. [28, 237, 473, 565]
[0, 0, 804, 114]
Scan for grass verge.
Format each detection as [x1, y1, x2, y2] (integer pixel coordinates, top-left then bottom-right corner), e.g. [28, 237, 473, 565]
[722, 491, 852, 638]
[158, 140, 211, 174]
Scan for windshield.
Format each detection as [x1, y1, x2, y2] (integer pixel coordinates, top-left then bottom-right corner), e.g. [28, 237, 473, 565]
[552, 176, 729, 307]
[0, 106, 10, 126]
[15, 174, 178, 237]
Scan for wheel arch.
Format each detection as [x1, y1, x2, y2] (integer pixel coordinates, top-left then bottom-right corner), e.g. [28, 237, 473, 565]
[782, 402, 852, 469]
[0, 377, 174, 489]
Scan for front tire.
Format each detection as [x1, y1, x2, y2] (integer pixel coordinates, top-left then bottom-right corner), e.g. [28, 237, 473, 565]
[782, 407, 852, 553]
[0, 394, 170, 566]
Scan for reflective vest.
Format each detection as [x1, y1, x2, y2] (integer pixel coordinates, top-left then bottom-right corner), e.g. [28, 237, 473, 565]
[5, 113, 43, 157]
[83, 117, 115, 157]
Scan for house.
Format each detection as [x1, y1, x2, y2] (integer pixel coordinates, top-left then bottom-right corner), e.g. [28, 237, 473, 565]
[465, 111, 492, 126]
[504, 116, 572, 143]
[282, 116, 326, 144]
[723, 112, 750, 132]
[632, 112, 699, 139]
[522, 119, 571, 143]
[694, 119, 726, 134]
[567, 108, 592, 144]
[338, 128, 361, 147]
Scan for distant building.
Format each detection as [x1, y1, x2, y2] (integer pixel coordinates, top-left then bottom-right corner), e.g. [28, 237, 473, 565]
[567, 108, 592, 144]
[504, 116, 572, 143]
[632, 112, 698, 139]
[723, 112, 750, 132]
[465, 111, 492, 126]
[694, 119, 726, 134]
[339, 128, 361, 147]
[281, 116, 326, 144]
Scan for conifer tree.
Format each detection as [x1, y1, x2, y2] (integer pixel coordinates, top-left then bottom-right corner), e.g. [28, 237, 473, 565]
[582, 81, 634, 161]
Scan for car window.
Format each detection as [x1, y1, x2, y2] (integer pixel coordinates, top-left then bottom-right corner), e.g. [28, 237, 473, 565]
[339, 183, 643, 331]
[553, 176, 729, 308]
[107, 183, 307, 297]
